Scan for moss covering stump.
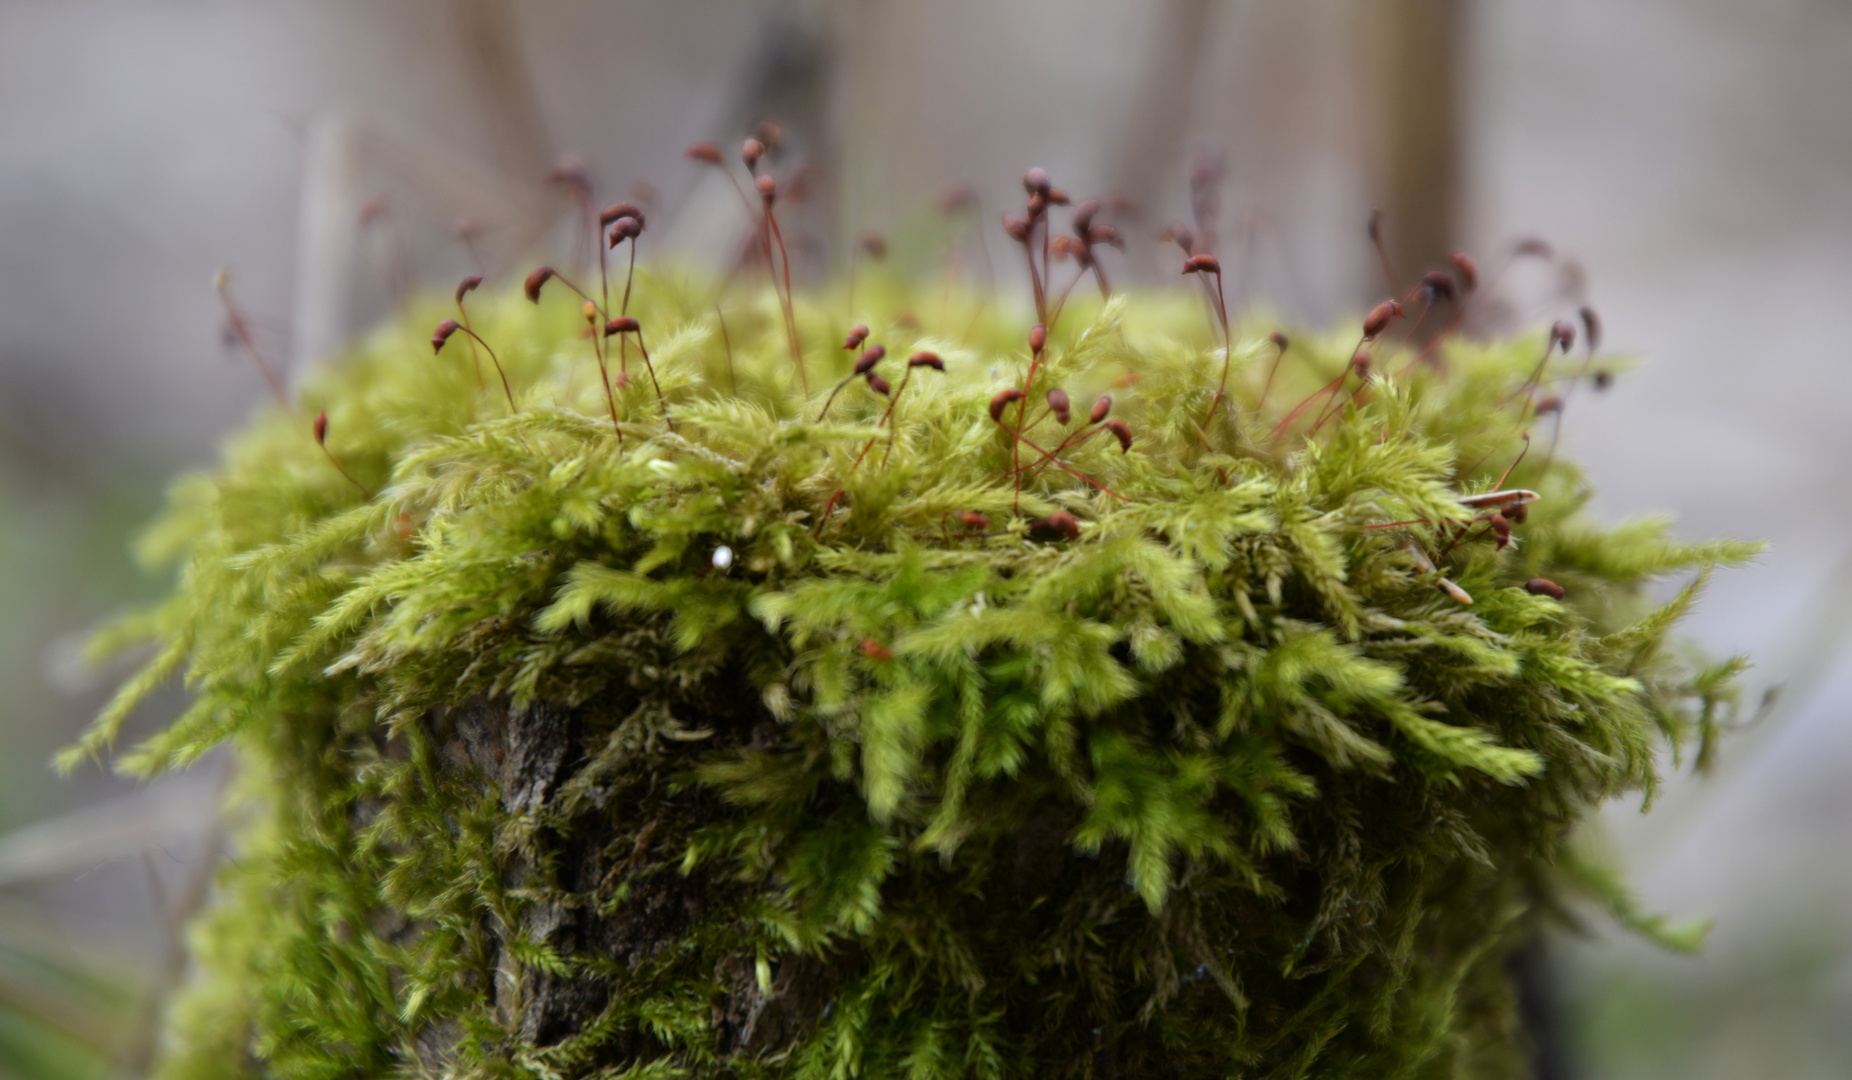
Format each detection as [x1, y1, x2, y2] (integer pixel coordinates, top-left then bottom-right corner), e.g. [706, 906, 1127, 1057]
[76, 235, 1752, 1080]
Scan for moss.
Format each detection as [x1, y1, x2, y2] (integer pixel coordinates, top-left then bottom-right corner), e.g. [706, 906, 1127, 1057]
[74, 266, 1754, 1080]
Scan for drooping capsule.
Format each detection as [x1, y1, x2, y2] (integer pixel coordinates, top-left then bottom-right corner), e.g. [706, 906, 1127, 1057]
[989, 388, 1027, 423]
[599, 202, 642, 226]
[432, 319, 461, 353]
[1046, 388, 1071, 425]
[1551, 320, 1577, 353]
[1579, 305, 1603, 351]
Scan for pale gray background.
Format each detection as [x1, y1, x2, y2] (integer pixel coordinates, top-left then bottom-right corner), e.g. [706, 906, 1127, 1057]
[2, 2, 1848, 1076]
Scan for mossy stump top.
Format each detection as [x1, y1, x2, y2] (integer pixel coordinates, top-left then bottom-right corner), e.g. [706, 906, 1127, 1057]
[77, 268, 1752, 1080]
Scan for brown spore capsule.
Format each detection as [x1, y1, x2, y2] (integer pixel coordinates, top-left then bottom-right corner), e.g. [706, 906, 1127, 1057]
[685, 142, 724, 165]
[741, 137, 766, 168]
[313, 410, 329, 445]
[989, 388, 1027, 423]
[1003, 214, 1030, 242]
[1524, 577, 1566, 600]
[1593, 370, 1613, 391]
[1489, 513, 1511, 550]
[604, 315, 640, 335]
[844, 325, 869, 349]
[908, 351, 944, 371]
[432, 319, 461, 353]
[524, 266, 555, 303]
[547, 158, 589, 188]
[957, 511, 989, 530]
[755, 174, 776, 200]
[1161, 223, 1195, 254]
[1090, 394, 1112, 423]
[1420, 270, 1457, 302]
[599, 202, 642, 226]
[1105, 419, 1132, 452]
[455, 275, 482, 303]
[1029, 510, 1081, 542]
[1579, 305, 1603, 351]
[939, 184, 978, 214]
[1046, 387, 1071, 424]
[1028, 323, 1047, 354]
[1270, 330, 1290, 350]
[1023, 167, 1051, 196]
[854, 344, 886, 374]
[1551, 320, 1577, 353]
[1184, 253, 1221, 275]
[865, 372, 891, 396]
[1450, 252, 1480, 291]
[1363, 300, 1398, 339]
[1071, 199, 1101, 233]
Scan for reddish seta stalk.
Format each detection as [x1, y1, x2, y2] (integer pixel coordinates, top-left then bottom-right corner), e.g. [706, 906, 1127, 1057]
[213, 270, 290, 410]
[815, 352, 946, 535]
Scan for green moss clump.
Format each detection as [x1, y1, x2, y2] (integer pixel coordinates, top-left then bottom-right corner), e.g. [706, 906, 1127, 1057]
[75, 267, 1753, 1080]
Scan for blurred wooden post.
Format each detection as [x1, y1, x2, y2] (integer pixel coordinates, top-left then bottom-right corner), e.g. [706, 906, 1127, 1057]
[1112, 0, 1217, 246]
[450, 0, 555, 183]
[1378, 0, 1463, 289]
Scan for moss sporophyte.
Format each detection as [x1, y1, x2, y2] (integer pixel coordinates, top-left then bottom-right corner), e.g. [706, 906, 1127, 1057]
[75, 161, 1755, 1080]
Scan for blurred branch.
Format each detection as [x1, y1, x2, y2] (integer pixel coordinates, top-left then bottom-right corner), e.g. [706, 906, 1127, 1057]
[0, 779, 220, 891]
[449, 0, 554, 182]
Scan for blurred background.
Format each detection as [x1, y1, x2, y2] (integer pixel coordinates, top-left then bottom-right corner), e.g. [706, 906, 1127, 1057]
[2, 0, 1850, 1076]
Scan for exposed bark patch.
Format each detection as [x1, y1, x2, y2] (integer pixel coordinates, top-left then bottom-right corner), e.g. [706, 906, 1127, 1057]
[713, 952, 836, 1058]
